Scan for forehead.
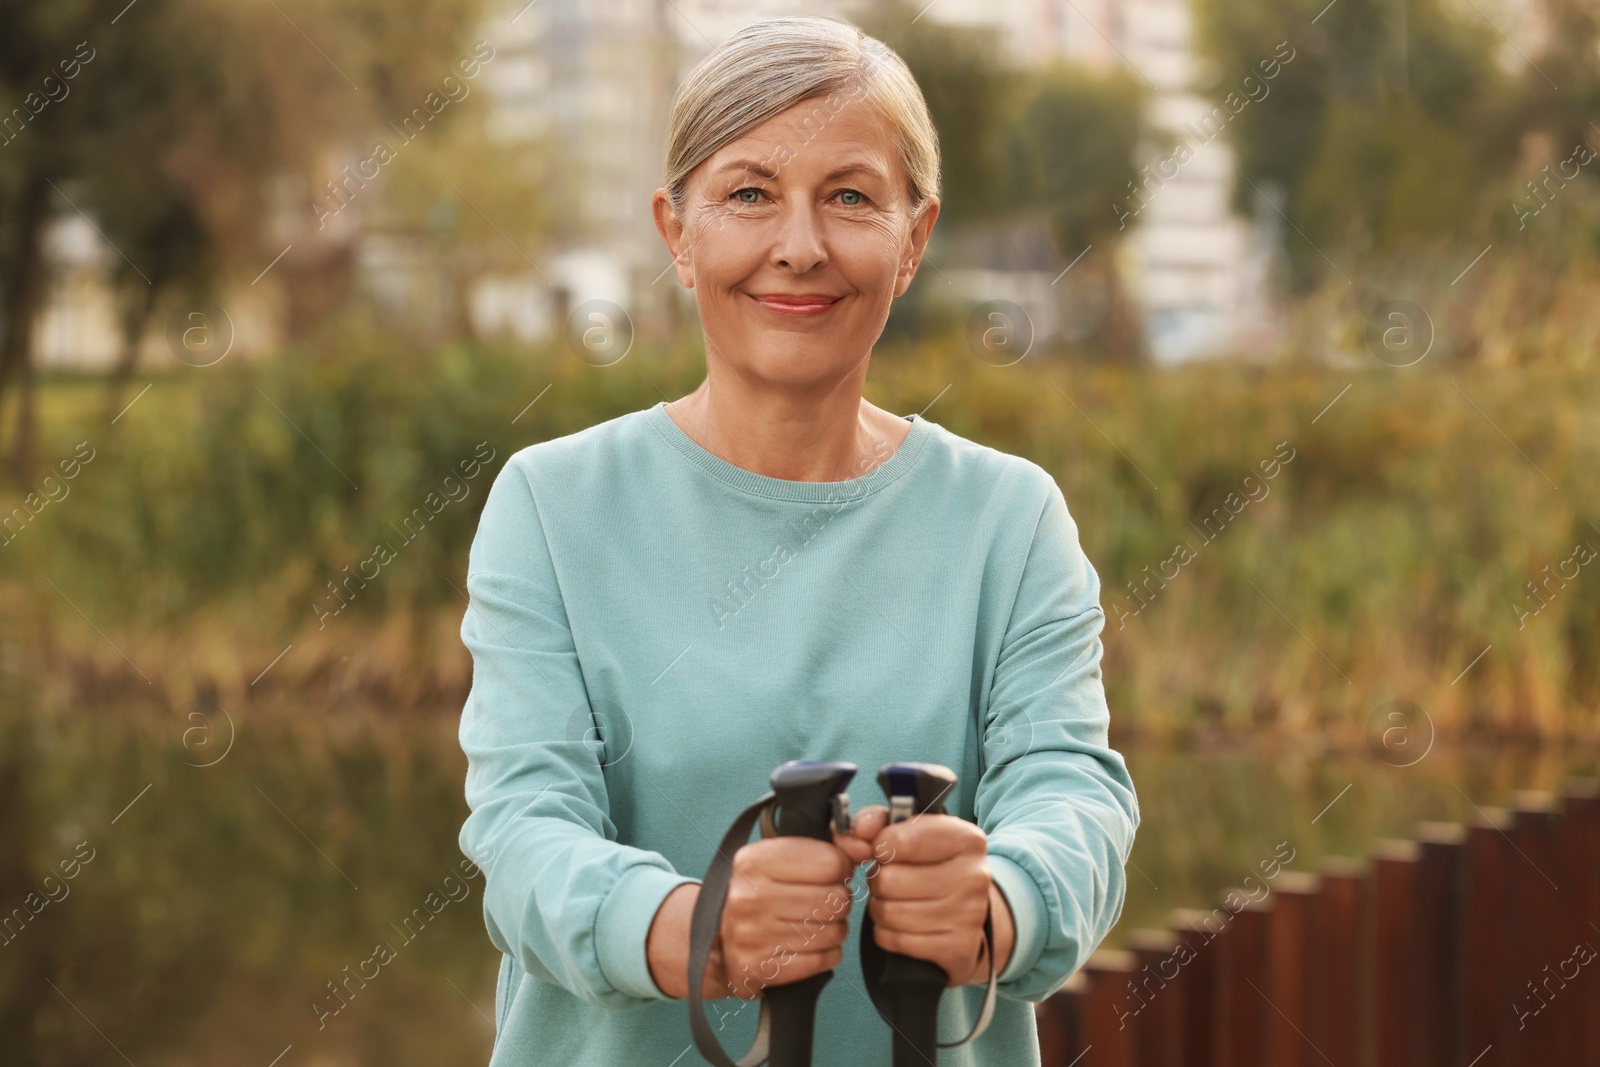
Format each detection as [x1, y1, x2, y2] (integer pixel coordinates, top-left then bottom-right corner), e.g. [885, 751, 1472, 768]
[699, 93, 904, 185]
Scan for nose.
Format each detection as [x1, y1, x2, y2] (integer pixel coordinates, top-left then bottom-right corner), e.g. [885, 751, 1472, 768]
[769, 199, 827, 274]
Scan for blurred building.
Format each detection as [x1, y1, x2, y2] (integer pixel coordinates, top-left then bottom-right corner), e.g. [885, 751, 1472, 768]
[28, 0, 1302, 366]
[468, 0, 1280, 362]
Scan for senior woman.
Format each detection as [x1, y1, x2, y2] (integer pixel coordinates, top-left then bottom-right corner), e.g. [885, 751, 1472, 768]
[456, 15, 1138, 1067]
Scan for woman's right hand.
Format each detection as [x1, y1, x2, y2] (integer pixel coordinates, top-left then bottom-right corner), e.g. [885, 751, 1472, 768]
[714, 833, 866, 999]
[646, 828, 872, 1001]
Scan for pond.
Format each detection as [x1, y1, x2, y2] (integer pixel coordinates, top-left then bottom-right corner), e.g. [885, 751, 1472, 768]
[1, 703, 1591, 1065]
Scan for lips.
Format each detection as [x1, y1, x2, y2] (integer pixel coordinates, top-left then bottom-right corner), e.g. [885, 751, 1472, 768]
[749, 293, 842, 317]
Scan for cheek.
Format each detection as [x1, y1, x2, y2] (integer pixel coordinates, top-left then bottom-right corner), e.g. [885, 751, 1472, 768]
[688, 216, 769, 283]
[829, 221, 907, 291]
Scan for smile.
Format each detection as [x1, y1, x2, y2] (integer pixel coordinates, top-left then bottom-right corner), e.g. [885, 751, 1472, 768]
[749, 293, 842, 317]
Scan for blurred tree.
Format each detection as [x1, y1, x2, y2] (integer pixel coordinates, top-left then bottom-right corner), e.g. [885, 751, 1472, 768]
[855, 0, 1019, 226]
[1192, 0, 1518, 285]
[855, 0, 1147, 358]
[1005, 63, 1146, 360]
[0, 0, 491, 478]
[365, 102, 553, 342]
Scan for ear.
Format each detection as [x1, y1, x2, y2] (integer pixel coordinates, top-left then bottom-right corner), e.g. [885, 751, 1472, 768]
[893, 196, 940, 298]
[651, 187, 695, 289]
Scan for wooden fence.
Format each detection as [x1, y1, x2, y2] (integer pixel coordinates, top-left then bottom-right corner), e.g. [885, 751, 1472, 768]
[1036, 779, 1600, 1067]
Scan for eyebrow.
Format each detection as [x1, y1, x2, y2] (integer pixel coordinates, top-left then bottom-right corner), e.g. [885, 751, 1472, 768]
[711, 159, 891, 184]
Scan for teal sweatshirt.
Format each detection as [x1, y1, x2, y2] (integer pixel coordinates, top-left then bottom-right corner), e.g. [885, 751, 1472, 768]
[457, 400, 1139, 1066]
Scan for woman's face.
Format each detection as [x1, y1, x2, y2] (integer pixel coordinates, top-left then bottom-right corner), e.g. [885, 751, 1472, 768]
[653, 92, 939, 390]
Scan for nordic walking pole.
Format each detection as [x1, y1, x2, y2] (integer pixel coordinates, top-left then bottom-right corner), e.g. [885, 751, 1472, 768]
[764, 760, 857, 1067]
[860, 762, 997, 1066]
[688, 760, 856, 1067]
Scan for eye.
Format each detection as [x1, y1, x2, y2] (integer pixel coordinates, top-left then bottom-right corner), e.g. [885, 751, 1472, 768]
[730, 187, 764, 204]
[836, 189, 867, 206]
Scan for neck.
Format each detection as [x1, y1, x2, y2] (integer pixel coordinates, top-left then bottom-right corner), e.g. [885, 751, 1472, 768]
[665, 369, 904, 482]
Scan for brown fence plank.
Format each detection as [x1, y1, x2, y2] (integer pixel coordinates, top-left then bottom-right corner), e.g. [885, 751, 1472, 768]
[1415, 822, 1465, 1067]
[1128, 930, 1183, 1067]
[1171, 909, 1222, 1067]
[1082, 950, 1138, 1067]
[1558, 780, 1600, 1064]
[1307, 857, 1364, 1067]
[1462, 807, 1513, 1067]
[1265, 871, 1318, 1067]
[1213, 894, 1271, 1067]
[1508, 793, 1561, 1062]
[1038, 971, 1089, 1067]
[1373, 840, 1420, 1067]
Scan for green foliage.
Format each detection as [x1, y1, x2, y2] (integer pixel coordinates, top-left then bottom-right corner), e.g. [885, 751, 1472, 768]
[854, 0, 1022, 226]
[1190, 0, 1576, 282]
[1008, 63, 1146, 251]
[6, 326, 1599, 736]
[8, 322, 701, 633]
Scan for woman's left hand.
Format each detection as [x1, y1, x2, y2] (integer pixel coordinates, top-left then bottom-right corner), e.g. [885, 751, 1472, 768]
[851, 806, 1015, 987]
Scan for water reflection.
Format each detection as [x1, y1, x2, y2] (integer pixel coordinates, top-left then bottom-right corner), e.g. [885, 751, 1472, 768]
[1, 703, 1592, 1063]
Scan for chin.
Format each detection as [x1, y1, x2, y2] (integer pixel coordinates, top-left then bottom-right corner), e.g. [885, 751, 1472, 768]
[736, 334, 861, 386]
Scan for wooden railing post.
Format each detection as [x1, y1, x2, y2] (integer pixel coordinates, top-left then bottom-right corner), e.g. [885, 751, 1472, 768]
[1038, 971, 1089, 1067]
[1414, 822, 1464, 1067]
[1373, 839, 1420, 1067]
[1461, 807, 1512, 1067]
[1558, 780, 1600, 1063]
[1128, 930, 1183, 1067]
[1307, 858, 1364, 1067]
[1265, 871, 1318, 1067]
[1082, 949, 1138, 1067]
[1213, 894, 1271, 1067]
[1171, 909, 1223, 1067]
[1508, 792, 1561, 1061]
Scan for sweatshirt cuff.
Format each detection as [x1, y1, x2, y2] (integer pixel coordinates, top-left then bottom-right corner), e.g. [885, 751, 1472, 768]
[988, 852, 1048, 985]
[594, 864, 698, 1001]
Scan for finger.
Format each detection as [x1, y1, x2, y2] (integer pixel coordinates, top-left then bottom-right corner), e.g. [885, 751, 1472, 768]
[870, 925, 959, 969]
[723, 946, 845, 999]
[851, 804, 891, 842]
[725, 880, 853, 924]
[779, 912, 851, 952]
[833, 828, 875, 866]
[734, 838, 856, 884]
[869, 857, 990, 902]
[870, 927, 978, 986]
[875, 814, 986, 866]
[724, 913, 850, 963]
[867, 894, 986, 933]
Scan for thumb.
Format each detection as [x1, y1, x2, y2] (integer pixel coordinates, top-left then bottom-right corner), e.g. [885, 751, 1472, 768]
[851, 804, 891, 845]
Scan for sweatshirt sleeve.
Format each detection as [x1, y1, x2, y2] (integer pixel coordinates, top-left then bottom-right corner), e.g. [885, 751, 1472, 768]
[977, 468, 1141, 1002]
[457, 452, 697, 1009]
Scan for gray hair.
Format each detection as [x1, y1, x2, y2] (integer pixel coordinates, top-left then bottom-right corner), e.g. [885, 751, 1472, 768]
[662, 16, 941, 219]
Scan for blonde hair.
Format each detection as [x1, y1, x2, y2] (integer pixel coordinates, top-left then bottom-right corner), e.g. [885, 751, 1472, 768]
[662, 16, 940, 218]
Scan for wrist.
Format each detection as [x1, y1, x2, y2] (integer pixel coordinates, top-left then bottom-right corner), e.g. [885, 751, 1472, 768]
[981, 880, 1016, 984]
[646, 883, 700, 1000]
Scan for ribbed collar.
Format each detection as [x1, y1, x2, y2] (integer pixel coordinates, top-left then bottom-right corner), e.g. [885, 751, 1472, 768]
[643, 400, 933, 503]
